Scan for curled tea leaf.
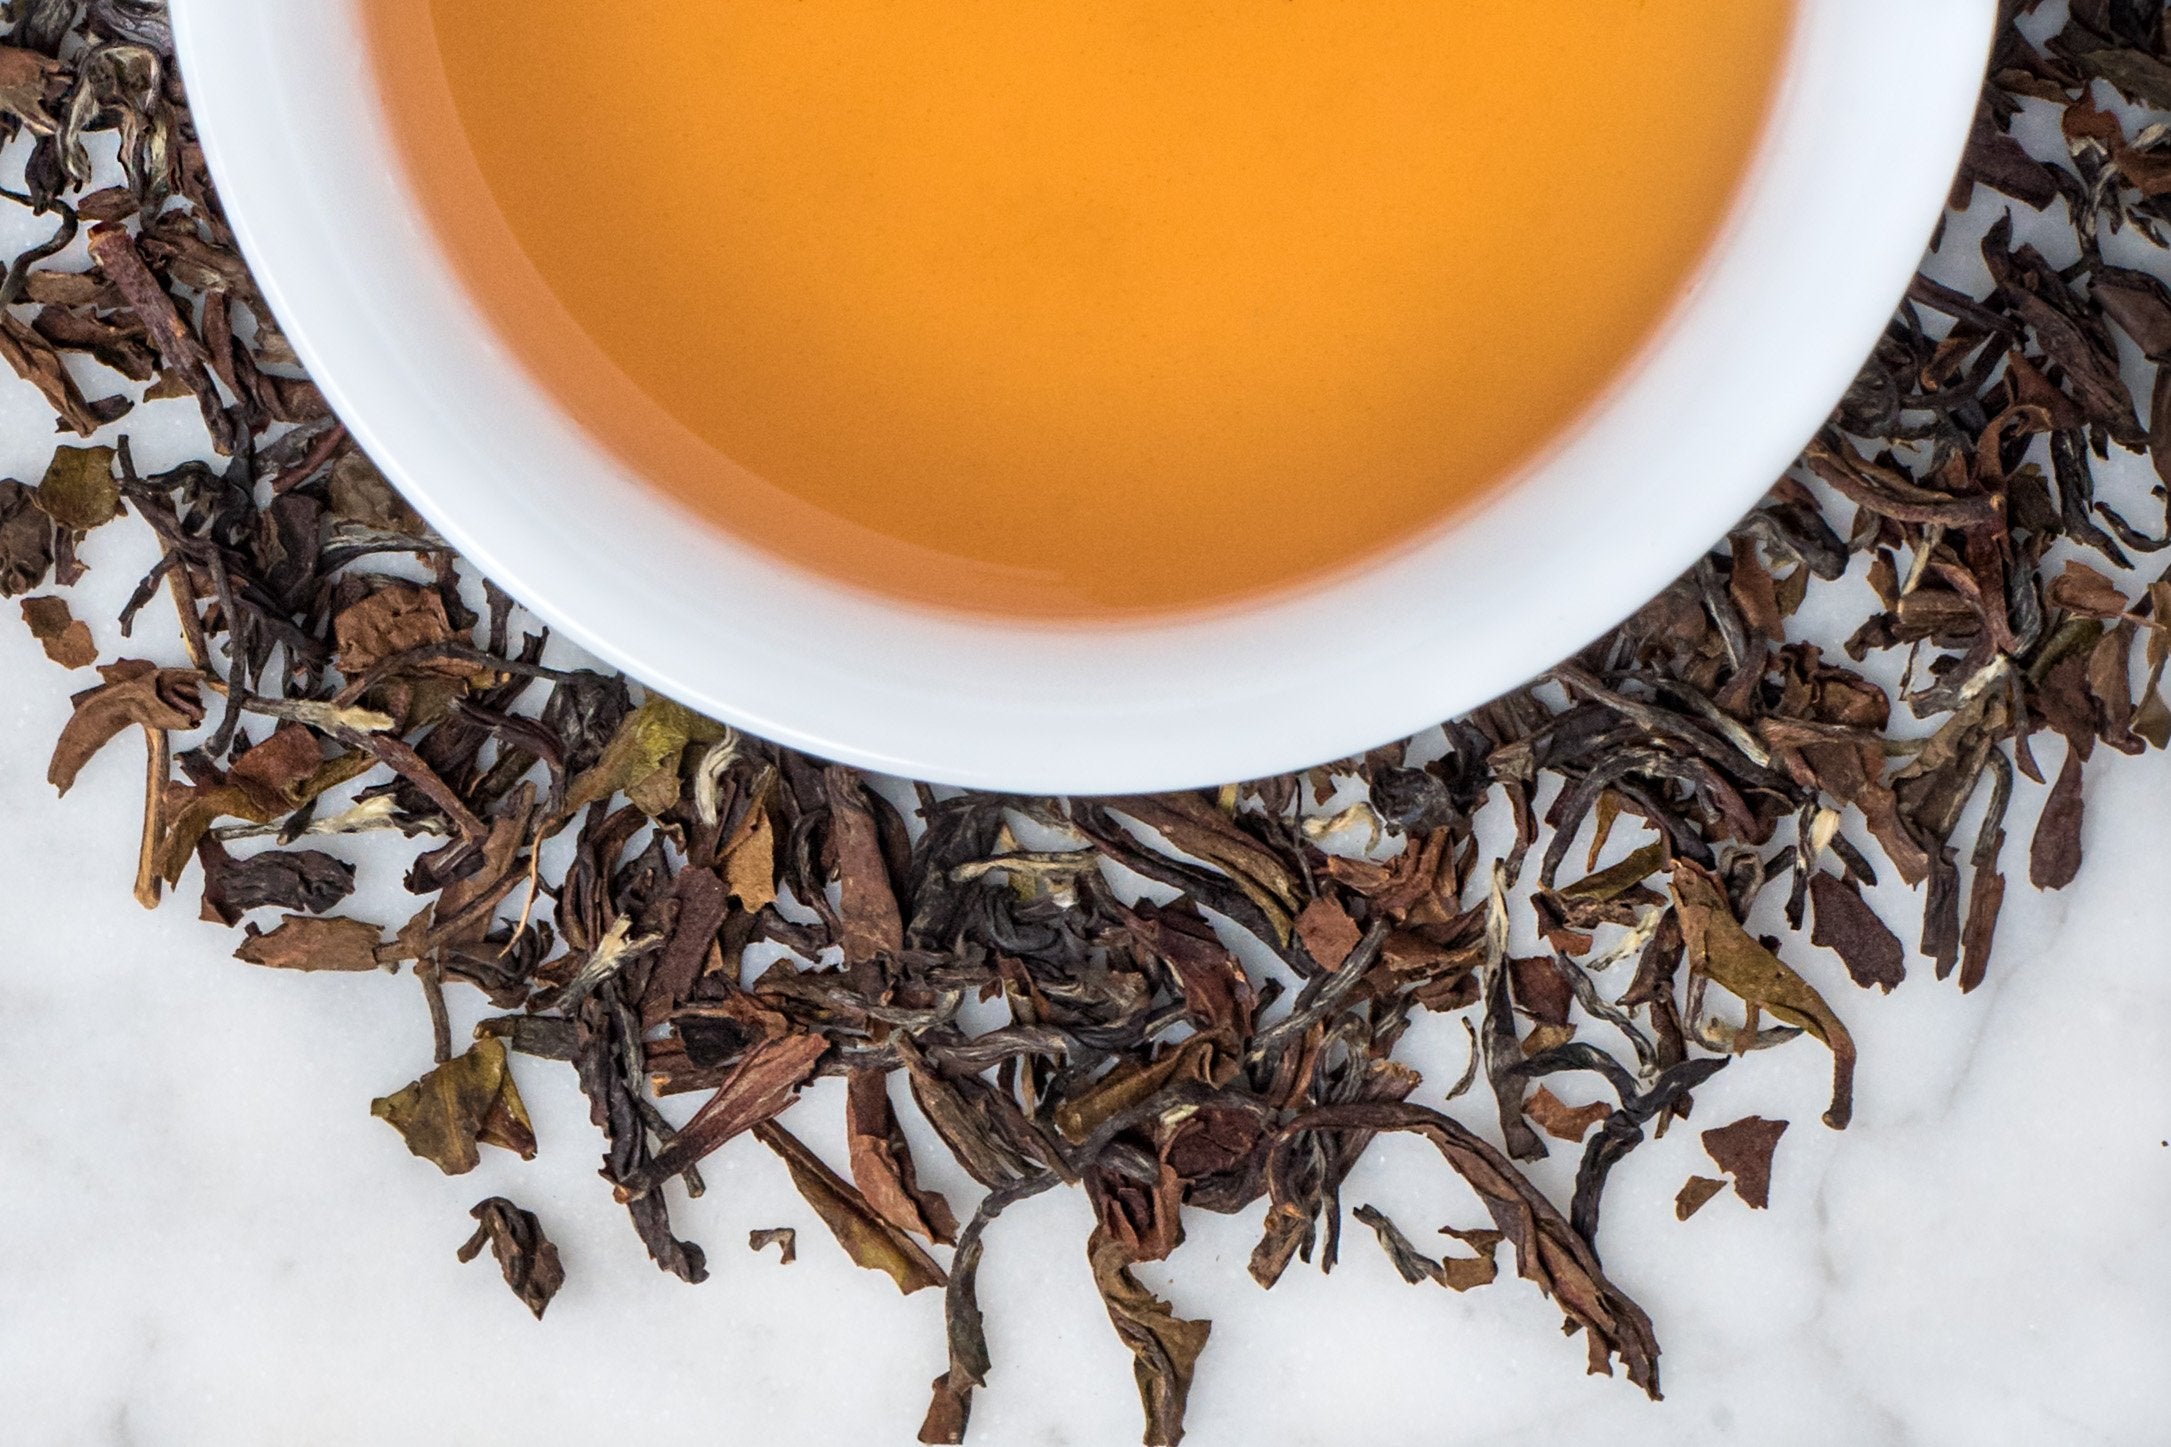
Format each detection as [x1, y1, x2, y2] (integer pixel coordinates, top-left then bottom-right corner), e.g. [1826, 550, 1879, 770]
[756, 1121, 947, 1295]
[1088, 1225, 1212, 1447]
[48, 660, 203, 795]
[1672, 860, 1856, 1130]
[457, 1197, 564, 1320]
[371, 1036, 537, 1176]
[748, 1227, 797, 1263]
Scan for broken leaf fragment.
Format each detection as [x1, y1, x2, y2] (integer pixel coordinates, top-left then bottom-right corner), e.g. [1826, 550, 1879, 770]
[371, 1037, 537, 1175]
[30, 444, 119, 533]
[1701, 1115, 1789, 1209]
[20, 595, 94, 668]
[748, 1227, 797, 1263]
[1675, 1176, 1727, 1220]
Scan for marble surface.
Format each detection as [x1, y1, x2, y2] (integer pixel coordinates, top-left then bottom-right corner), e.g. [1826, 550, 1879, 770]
[3, 44, 2171, 1447]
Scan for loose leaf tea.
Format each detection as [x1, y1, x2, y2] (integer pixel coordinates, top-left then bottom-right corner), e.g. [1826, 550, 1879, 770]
[6, 4, 2171, 1444]
[457, 1197, 564, 1320]
[1700, 1116, 1790, 1211]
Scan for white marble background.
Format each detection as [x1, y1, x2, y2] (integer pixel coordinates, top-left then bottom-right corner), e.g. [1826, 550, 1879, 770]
[2, 14, 2169, 1447]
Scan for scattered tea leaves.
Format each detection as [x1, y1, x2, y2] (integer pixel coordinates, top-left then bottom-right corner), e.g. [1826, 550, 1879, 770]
[5, 6, 2168, 1443]
[749, 1227, 797, 1263]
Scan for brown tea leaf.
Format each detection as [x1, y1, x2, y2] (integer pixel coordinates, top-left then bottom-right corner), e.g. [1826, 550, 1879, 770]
[617, 1031, 827, 1197]
[233, 913, 383, 972]
[371, 1037, 537, 1176]
[1352, 1203, 1448, 1285]
[718, 796, 777, 911]
[30, 444, 118, 533]
[748, 1227, 797, 1262]
[19, 594, 94, 668]
[325, 451, 427, 535]
[0, 313, 130, 437]
[846, 1067, 960, 1245]
[48, 660, 203, 795]
[2029, 747, 2085, 890]
[826, 765, 904, 963]
[333, 582, 455, 677]
[1807, 871, 1906, 992]
[756, 1121, 947, 1295]
[1672, 859, 1856, 1129]
[1701, 1116, 1789, 1209]
[457, 1197, 564, 1320]
[86, 222, 237, 452]
[1088, 1226, 1213, 1447]
[1294, 894, 1361, 972]
[1525, 1086, 1611, 1144]
[0, 44, 66, 134]
[1675, 1176, 1727, 1220]
[198, 843, 355, 924]
[1273, 1101, 1661, 1397]
[0, 478, 54, 596]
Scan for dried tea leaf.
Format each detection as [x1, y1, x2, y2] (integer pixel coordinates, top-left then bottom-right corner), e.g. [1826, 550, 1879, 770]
[1294, 894, 1361, 972]
[48, 660, 203, 795]
[1672, 860, 1856, 1129]
[30, 444, 119, 533]
[1675, 1176, 1727, 1221]
[0, 313, 129, 436]
[1524, 1085, 1611, 1144]
[1701, 1116, 1789, 1210]
[456, 1197, 564, 1320]
[0, 44, 66, 134]
[617, 1031, 827, 1197]
[1088, 1226, 1213, 1447]
[826, 766, 905, 963]
[748, 1227, 797, 1263]
[562, 694, 722, 820]
[756, 1121, 947, 1295]
[333, 582, 454, 677]
[371, 1037, 537, 1176]
[233, 913, 384, 972]
[1808, 871, 1906, 992]
[199, 844, 355, 922]
[2029, 747, 2085, 890]
[19, 594, 94, 667]
[718, 796, 777, 911]
[1352, 1203, 1448, 1285]
[1273, 1101, 1661, 1395]
[324, 451, 427, 535]
[846, 1067, 960, 1244]
[0, 478, 54, 596]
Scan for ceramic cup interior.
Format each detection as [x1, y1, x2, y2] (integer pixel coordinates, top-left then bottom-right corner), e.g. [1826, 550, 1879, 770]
[171, 0, 1999, 793]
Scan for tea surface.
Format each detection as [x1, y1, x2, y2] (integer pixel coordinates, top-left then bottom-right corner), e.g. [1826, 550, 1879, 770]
[373, 1, 1793, 615]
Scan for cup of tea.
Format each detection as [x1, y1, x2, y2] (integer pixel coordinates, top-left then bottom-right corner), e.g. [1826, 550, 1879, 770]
[172, 0, 1997, 791]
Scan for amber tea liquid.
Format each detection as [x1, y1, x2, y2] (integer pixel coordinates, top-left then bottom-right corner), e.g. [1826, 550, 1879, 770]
[370, 1, 1794, 616]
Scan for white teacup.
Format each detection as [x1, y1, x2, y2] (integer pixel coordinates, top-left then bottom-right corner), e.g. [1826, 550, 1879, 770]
[172, 0, 1997, 792]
